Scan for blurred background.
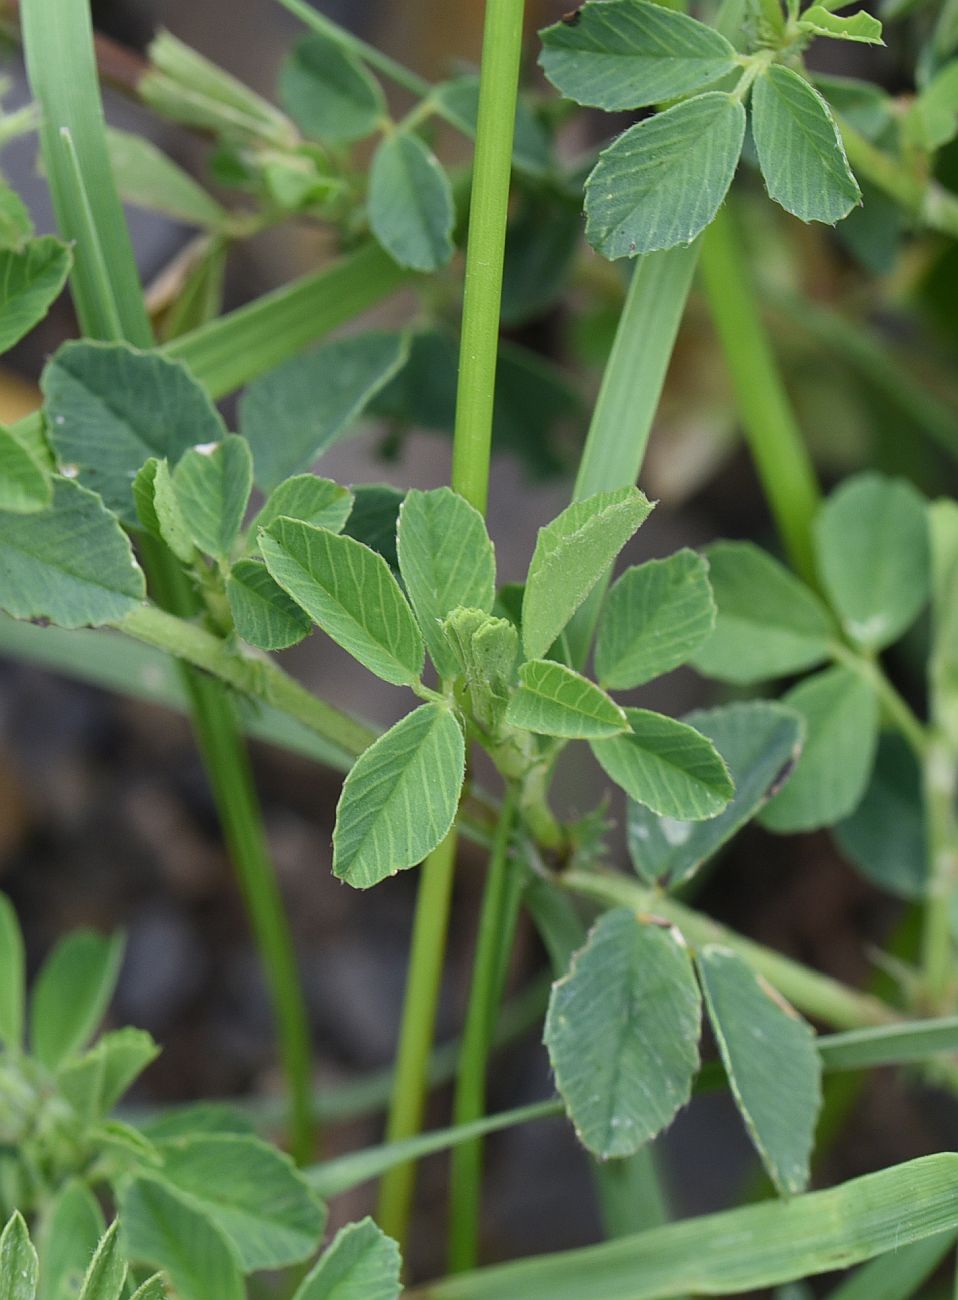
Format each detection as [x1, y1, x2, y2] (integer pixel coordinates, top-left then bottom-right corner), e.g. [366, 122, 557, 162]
[1, 0, 957, 1287]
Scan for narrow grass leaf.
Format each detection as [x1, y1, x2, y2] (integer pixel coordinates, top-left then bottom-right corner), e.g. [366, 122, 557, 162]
[798, 6, 884, 44]
[545, 909, 701, 1158]
[76, 1221, 125, 1300]
[239, 331, 408, 490]
[628, 701, 804, 887]
[691, 541, 834, 684]
[522, 486, 652, 660]
[260, 519, 423, 684]
[120, 1179, 243, 1300]
[539, 0, 738, 110]
[595, 550, 715, 690]
[0, 426, 51, 513]
[280, 33, 385, 143]
[36, 1182, 104, 1300]
[227, 560, 312, 651]
[591, 708, 733, 820]
[106, 129, 227, 228]
[172, 435, 252, 563]
[819, 1017, 958, 1072]
[697, 946, 822, 1195]
[814, 473, 930, 651]
[152, 1133, 325, 1270]
[0, 1212, 38, 1300]
[585, 93, 745, 258]
[0, 894, 24, 1049]
[833, 733, 927, 898]
[759, 665, 879, 833]
[42, 342, 226, 523]
[368, 132, 455, 272]
[29, 929, 125, 1070]
[825, 1233, 957, 1300]
[0, 236, 71, 354]
[506, 660, 628, 738]
[397, 487, 496, 678]
[292, 1218, 401, 1300]
[0, 479, 145, 629]
[752, 65, 861, 225]
[333, 703, 464, 889]
[250, 475, 353, 539]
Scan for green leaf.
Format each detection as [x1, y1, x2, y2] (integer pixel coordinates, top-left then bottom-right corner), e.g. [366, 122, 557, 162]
[77, 1222, 126, 1300]
[591, 708, 734, 820]
[128, 1279, 166, 1300]
[0, 478, 146, 629]
[132, 458, 195, 564]
[342, 484, 404, 571]
[0, 184, 33, 249]
[120, 1179, 243, 1300]
[227, 559, 312, 651]
[833, 733, 927, 898]
[0, 426, 51, 514]
[151, 1133, 325, 1270]
[260, 519, 423, 684]
[37, 1182, 104, 1300]
[106, 128, 227, 227]
[595, 549, 715, 690]
[440, 608, 518, 730]
[798, 6, 883, 43]
[250, 475, 353, 538]
[627, 701, 804, 888]
[29, 928, 125, 1069]
[929, 499, 958, 746]
[908, 61, 958, 151]
[585, 93, 745, 258]
[42, 341, 226, 524]
[239, 332, 408, 491]
[697, 946, 822, 1195]
[0, 236, 71, 355]
[539, 0, 738, 110]
[0, 894, 24, 1050]
[814, 473, 930, 651]
[505, 660, 628, 738]
[172, 435, 252, 563]
[545, 909, 701, 1158]
[292, 1218, 401, 1300]
[397, 487, 496, 678]
[691, 541, 834, 684]
[522, 486, 653, 660]
[279, 33, 385, 143]
[759, 665, 879, 833]
[417, 1153, 958, 1299]
[368, 132, 455, 272]
[140, 1103, 257, 1142]
[58, 1027, 160, 1121]
[333, 703, 464, 888]
[0, 1213, 38, 1300]
[752, 65, 860, 225]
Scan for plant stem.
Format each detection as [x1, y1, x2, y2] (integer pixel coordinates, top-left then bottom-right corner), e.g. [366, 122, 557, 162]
[448, 789, 519, 1273]
[561, 870, 895, 1029]
[829, 643, 930, 762]
[699, 205, 821, 586]
[565, 242, 702, 667]
[376, 826, 459, 1243]
[450, 0, 526, 514]
[839, 119, 958, 241]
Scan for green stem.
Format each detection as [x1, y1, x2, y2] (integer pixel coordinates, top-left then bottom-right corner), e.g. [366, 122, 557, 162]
[448, 789, 519, 1273]
[376, 826, 459, 1244]
[839, 119, 958, 241]
[922, 739, 958, 1008]
[450, 0, 526, 514]
[561, 870, 895, 1030]
[699, 205, 821, 586]
[565, 242, 702, 667]
[829, 643, 930, 762]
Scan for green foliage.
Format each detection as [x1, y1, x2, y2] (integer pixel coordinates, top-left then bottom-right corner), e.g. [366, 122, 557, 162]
[29, 930, 125, 1070]
[545, 909, 701, 1158]
[0, 427, 51, 514]
[227, 559, 312, 651]
[441, 608, 517, 731]
[595, 550, 715, 690]
[279, 33, 385, 143]
[106, 129, 228, 228]
[58, 1029, 160, 1122]
[36, 1182, 104, 1300]
[0, 1213, 38, 1300]
[369, 132, 455, 272]
[120, 1179, 244, 1300]
[585, 93, 745, 258]
[0, 895, 24, 1050]
[76, 1220, 125, 1300]
[342, 484, 404, 571]
[751, 66, 861, 225]
[250, 475, 353, 538]
[171, 435, 252, 564]
[332, 703, 465, 888]
[627, 701, 804, 888]
[522, 486, 653, 659]
[132, 458, 196, 564]
[505, 660, 628, 738]
[697, 946, 822, 1195]
[0, 237, 72, 355]
[538, 0, 738, 111]
[797, 6, 884, 44]
[292, 1218, 401, 1300]
[590, 708, 734, 820]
